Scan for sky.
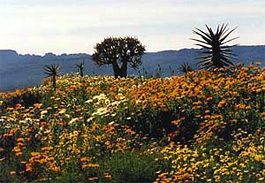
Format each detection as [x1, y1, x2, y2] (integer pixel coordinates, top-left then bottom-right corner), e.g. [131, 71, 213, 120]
[0, 0, 264, 55]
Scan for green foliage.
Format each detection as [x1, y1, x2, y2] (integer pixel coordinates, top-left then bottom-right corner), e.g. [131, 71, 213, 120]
[99, 152, 157, 183]
[192, 24, 238, 70]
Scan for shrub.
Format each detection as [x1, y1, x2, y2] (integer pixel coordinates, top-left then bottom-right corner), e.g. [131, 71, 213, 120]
[99, 152, 157, 183]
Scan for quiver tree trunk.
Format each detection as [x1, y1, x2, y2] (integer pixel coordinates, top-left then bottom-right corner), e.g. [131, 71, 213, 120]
[52, 75, 56, 90]
[112, 62, 122, 78]
[121, 60, 128, 78]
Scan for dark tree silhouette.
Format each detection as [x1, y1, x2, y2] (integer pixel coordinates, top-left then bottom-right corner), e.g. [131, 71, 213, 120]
[75, 61, 85, 77]
[192, 24, 238, 70]
[44, 64, 60, 90]
[178, 62, 193, 75]
[92, 37, 145, 78]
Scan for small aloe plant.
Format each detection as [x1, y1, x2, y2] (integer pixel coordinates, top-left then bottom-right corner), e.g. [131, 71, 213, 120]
[75, 61, 85, 77]
[178, 62, 193, 75]
[44, 64, 60, 90]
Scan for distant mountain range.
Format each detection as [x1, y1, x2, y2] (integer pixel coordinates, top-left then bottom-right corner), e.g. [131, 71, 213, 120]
[0, 45, 264, 91]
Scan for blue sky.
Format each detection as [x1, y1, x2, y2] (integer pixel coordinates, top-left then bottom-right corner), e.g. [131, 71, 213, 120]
[0, 0, 264, 55]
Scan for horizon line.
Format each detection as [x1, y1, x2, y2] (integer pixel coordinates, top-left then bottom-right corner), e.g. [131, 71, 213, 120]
[1, 44, 265, 57]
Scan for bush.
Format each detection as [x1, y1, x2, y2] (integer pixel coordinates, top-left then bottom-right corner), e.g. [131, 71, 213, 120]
[98, 152, 157, 183]
[0, 89, 42, 110]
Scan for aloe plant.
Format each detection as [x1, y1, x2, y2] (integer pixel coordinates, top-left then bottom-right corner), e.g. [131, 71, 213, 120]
[192, 24, 238, 70]
[75, 61, 85, 77]
[178, 62, 193, 75]
[44, 64, 60, 90]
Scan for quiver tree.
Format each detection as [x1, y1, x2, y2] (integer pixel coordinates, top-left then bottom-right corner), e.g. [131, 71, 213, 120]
[92, 37, 145, 78]
[192, 24, 238, 70]
[75, 61, 85, 77]
[44, 64, 60, 90]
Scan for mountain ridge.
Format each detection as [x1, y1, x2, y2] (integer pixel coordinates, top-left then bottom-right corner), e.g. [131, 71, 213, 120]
[2, 44, 265, 57]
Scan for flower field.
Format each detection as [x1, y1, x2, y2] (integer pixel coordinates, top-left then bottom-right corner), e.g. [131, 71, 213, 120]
[1, 63, 265, 183]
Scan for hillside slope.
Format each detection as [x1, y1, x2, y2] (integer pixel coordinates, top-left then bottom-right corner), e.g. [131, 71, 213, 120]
[0, 64, 265, 182]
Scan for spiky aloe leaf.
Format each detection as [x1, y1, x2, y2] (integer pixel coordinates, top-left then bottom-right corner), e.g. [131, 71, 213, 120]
[75, 62, 85, 69]
[44, 64, 60, 77]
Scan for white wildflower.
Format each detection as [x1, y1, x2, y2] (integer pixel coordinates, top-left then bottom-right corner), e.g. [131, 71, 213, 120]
[69, 118, 79, 125]
[85, 99, 93, 104]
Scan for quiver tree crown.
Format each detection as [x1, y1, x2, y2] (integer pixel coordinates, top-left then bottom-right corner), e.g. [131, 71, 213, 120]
[92, 37, 145, 78]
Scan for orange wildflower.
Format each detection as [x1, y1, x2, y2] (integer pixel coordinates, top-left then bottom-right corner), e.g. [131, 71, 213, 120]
[31, 152, 40, 157]
[206, 97, 213, 101]
[245, 105, 251, 110]
[15, 104, 22, 110]
[80, 157, 90, 162]
[16, 142, 24, 146]
[12, 146, 21, 153]
[47, 157, 55, 161]
[15, 152, 23, 156]
[41, 147, 53, 151]
[25, 166, 32, 172]
[172, 120, 181, 126]
[104, 173, 112, 179]
[125, 128, 136, 135]
[217, 100, 226, 108]
[16, 138, 24, 142]
[82, 163, 99, 169]
[33, 103, 42, 108]
[39, 158, 48, 164]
